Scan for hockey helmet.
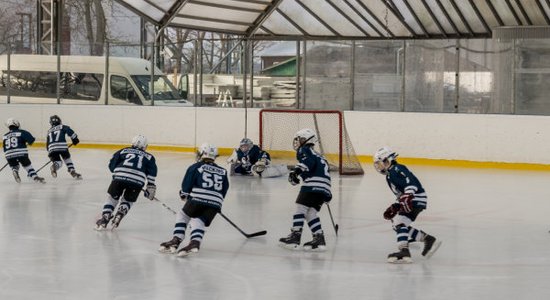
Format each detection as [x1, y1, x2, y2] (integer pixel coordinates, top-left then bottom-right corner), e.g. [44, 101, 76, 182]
[293, 128, 317, 150]
[239, 138, 253, 153]
[131, 135, 148, 150]
[373, 146, 398, 174]
[50, 115, 62, 126]
[5, 118, 20, 129]
[197, 143, 218, 162]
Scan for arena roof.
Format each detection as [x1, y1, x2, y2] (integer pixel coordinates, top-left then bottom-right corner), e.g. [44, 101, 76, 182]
[113, 0, 550, 39]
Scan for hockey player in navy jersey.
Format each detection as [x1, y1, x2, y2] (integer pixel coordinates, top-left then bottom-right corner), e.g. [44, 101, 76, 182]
[94, 135, 157, 230]
[374, 146, 441, 263]
[279, 128, 332, 251]
[159, 143, 229, 257]
[2, 118, 45, 183]
[46, 115, 82, 179]
[227, 138, 271, 176]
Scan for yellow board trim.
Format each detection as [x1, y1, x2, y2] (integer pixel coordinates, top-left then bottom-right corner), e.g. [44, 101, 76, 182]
[29, 142, 550, 171]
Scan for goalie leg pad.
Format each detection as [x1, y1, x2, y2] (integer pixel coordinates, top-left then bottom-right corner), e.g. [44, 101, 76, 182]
[260, 164, 289, 178]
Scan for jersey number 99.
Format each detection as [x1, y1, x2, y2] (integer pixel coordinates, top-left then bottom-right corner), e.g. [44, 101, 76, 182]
[4, 137, 18, 149]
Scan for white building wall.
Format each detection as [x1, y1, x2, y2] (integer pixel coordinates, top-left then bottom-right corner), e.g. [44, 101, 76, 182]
[1, 104, 549, 164]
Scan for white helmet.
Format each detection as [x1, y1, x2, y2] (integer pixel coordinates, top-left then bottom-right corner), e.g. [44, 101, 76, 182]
[131, 135, 148, 150]
[5, 118, 20, 129]
[239, 138, 253, 153]
[373, 146, 398, 174]
[293, 128, 317, 150]
[197, 143, 218, 162]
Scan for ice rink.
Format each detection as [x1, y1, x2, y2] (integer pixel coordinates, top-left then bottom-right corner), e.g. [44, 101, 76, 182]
[1, 148, 550, 300]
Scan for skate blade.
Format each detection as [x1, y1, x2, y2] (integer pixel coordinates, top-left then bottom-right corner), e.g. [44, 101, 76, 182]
[387, 257, 413, 264]
[424, 241, 442, 259]
[158, 247, 177, 254]
[303, 245, 327, 252]
[94, 225, 108, 231]
[278, 243, 301, 251]
[176, 249, 199, 257]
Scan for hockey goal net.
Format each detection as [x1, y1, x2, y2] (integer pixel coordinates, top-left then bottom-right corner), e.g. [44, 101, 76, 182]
[259, 109, 364, 175]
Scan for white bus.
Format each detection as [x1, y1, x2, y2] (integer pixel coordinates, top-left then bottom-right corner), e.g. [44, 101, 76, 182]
[0, 55, 193, 106]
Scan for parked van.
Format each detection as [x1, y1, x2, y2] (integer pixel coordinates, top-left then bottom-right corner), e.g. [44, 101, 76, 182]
[0, 55, 193, 106]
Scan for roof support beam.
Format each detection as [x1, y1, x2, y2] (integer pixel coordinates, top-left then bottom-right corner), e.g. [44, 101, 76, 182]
[176, 14, 251, 26]
[435, 0, 460, 36]
[485, 0, 504, 26]
[402, 0, 429, 37]
[276, 8, 310, 36]
[420, 0, 446, 37]
[143, 0, 168, 13]
[188, 0, 264, 13]
[260, 25, 275, 36]
[449, 0, 474, 36]
[536, 0, 550, 25]
[380, 0, 417, 37]
[326, 0, 370, 37]
[245, 0, 285, 38]
[467, 0, 490, 35]
[296, 0, 340, 36]
[505, 0, 523, 25]
[354, 0, 394, 37]
[159, 0, 192, 27]
[514, 0, 533, 25]
[342, 0, 384, 37]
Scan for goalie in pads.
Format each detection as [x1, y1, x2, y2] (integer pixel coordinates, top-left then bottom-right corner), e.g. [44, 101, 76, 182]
[374, 146, 441, 263]
[227, 138, 287, 178]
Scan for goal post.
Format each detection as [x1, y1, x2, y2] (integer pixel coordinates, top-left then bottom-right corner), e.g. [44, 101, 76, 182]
[259, 109, 364, 175]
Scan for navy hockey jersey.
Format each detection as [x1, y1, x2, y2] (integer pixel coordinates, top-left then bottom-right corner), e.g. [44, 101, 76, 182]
[47, 125, 78, 153]
[295, 146, 332, 199]
[109, 147, 157, 187]
[235, 145, 270, 170]
[180, 161, 229, 210]
[385, 163, 427, 208]
[2, 129, 35, 159]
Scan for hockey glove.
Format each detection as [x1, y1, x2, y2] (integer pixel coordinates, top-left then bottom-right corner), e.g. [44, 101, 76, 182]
[288, 171, 300, 186]
[383, 203, 401, 220]
[72, 137, 80, 146]
[253, 160, 266, 174]
[398, 193, 414, 213]
[144, 184, 156, 200]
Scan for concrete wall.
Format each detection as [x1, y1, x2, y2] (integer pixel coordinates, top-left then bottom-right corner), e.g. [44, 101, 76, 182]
[1, 104, 550, 164]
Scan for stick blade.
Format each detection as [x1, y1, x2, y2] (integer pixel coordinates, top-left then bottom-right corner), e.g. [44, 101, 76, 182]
[246, 230, 267, 238]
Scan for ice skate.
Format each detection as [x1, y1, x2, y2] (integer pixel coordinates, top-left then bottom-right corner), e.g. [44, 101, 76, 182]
[176, 240, 200, 257]
[12, 169, 21, 183]
[70, 170, 82, 180]
[110, 213, 124, 230]
[33, 176, 45, 184]
[422, 235, 441, 258]
[94, 214, 112, 231]
[278, 229, 302, 250]
[387, 247, 412, 264]
[50, 164, 57, 178]
[158, 236, 182, 254]
[303, 233, 326, 252]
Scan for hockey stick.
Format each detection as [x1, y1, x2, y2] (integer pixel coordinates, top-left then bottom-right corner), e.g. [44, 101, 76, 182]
[326, 203, 339, 236]
[36, 143, 74, 173]
[150, 192, 266, 238]
[0, 162, 8, 173]
[143, 190, 179, 215]
[218, 212, 267, 238]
